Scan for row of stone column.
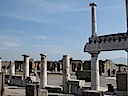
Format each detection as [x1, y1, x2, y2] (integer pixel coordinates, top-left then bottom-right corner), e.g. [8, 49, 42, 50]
[0, 54, 71, 92]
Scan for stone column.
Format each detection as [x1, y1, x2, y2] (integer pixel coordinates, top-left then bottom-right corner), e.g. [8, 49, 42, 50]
[22, 54, 29, 86]
[125, 49, 128, 66]
[40, 53, 47, 89]
[81, 61, 84, 71]
[0, 58, 1, 72]
[90, 3, 97, 37]
[90, 52, 100, 90]
[126, 0, 128, 32]
[62, 55, 70, 93]
[22, 54, 29, 79]
[34, 62, 37, 76]
[10, 61, 15, 76]
[55, 62, 57, 73]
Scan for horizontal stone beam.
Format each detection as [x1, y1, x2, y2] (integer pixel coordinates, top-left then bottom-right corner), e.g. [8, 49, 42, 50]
[84, 33, 128, 52]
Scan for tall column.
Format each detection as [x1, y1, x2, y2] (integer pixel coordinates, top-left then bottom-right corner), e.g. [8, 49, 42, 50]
[62, 55, 70, 93]
[90, 3, 97, 37]
[90, 52, 100, 90]
[22, 54, 29, 85]
[40, 53, 47, 89]
[126, 0, 128, 32]
[10, 60, 15, 76]
[0, 58, 1, 72]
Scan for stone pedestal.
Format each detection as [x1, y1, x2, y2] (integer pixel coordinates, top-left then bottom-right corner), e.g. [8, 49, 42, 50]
[26, 84, 40, 96]
[116, 72, 128, 95]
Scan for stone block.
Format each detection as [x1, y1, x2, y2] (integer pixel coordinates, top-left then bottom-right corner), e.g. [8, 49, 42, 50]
[82, 90, 102, 96]
[26, 84, 40, 96]
[116, 72, 128, 91]
[40, 89, 48, 96]
[45, 86, 62, 93]
[116, 72, 128, 96]
[76, 70, 91, 82]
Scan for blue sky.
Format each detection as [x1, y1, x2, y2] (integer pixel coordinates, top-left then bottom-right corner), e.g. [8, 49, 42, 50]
[0, 0, 127, 61]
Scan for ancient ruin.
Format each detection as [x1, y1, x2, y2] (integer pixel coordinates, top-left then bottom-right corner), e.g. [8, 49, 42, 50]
[0, 0, 128, 96]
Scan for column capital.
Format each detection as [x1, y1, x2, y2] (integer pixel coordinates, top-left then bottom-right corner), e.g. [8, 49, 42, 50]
[63, 55, 69, 57]
[89, 3, 97, 7]
[89, 51, 100, 54]
[40, 53, 47, 57]
[22, 54, 29, 57]
[90, 51, 100, 57]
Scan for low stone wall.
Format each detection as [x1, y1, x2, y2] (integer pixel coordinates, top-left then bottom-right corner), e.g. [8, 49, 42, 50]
[5, 75, 36, 86]
[10, 75, 23, 86]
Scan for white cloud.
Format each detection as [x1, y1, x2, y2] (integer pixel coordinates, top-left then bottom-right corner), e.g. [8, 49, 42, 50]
[0, 35, 21, 50]
[40, 35, 49, 40]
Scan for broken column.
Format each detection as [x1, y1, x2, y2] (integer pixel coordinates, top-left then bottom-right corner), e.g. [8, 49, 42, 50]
[10, 60, 15, 76]
[22, 54, 29, 85]
[90, 52, 100, 90]
[90, 3, 97, 37]
[0, 58, 1, 72]
[40, 53, 47, 89]
[62, 55, 70, 93]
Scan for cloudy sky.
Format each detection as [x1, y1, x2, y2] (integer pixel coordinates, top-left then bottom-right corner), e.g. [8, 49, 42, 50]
[0, 0, 127, 61]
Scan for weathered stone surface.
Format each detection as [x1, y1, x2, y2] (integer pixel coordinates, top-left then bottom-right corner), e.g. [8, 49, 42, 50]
[76, 70, 91, 82]
[26, 84, 40, 96]
[40, 89, 48, 96]
[116, 72, 128, 91]
[82, 90, 102, 96]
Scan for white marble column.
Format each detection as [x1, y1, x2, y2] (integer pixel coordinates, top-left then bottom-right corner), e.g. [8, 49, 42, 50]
[62, 55, 70, 93]
[40, 53, 47, 89]
[90, 3, 97, 37]
[126, 0, 128, 32]
[0, 58, 1, 72]
[22, 54, 29, 79]
[10, 60, 15, 76]
[90, 52, 100, 90]
[22, 54, 29, 86]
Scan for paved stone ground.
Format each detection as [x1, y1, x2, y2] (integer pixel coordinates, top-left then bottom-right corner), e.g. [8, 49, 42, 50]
[3, 74, 116, 96]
